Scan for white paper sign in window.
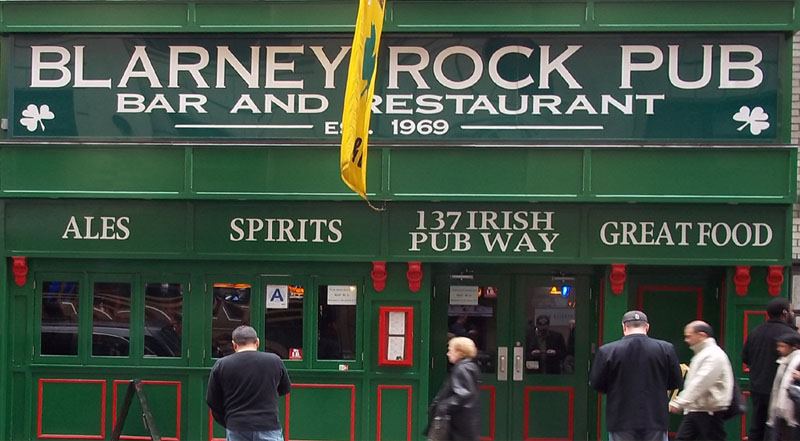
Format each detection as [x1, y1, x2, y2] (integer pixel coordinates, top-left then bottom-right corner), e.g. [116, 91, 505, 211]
[327, 285, 357, 305]
[266, 285, 289, 309]
[387, 336, 406, 361]
[388, 311, 406, 334]
[450, 285, 479, 305]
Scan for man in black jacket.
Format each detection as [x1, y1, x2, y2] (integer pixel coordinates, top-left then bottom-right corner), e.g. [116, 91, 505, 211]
[206, 325, 291, 441]
[742, 297, 796, 441]
[590, 310, 683, 441]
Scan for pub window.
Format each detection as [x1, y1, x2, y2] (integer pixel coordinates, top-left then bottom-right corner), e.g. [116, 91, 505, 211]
[211, 283, 251, 358]
[41, 281, 80, 356]
[317, 285, 357, 361]
[92, 282, 132, 357]
[265, 284, 305, 360]
[144, 283, 183, 358]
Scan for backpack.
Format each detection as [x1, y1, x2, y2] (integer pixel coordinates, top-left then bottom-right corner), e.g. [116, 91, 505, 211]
[718, 381, 746, 421]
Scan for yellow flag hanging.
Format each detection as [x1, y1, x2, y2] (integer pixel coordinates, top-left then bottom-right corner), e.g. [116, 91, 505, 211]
[340, 0, 386, 199]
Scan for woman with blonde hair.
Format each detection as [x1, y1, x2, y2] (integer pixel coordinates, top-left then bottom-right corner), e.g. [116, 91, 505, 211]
[425, 336, 480, 441]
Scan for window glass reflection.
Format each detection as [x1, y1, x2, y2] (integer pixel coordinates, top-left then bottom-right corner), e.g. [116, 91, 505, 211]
[524, 282, 576, 375]
[144, 283, 183, 358]
[448, 285, 497, 374]
[265, 284, 304, 360]
[317, 285, 357, 361]
[41, 281, 80, 356]
[212, 283, 251, 358]
[92, 282, 132, 357]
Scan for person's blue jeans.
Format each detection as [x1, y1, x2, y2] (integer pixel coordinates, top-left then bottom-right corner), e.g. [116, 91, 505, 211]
[609, 430, 667, 441]
[226, 429, 284, 441]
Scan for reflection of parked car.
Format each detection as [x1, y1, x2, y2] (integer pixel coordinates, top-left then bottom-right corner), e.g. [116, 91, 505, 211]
[41, 324, 181, 357]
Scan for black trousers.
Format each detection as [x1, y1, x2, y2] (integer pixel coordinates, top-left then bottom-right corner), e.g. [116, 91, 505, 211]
[675, 412, 726, 441]
[750, 392, 771, 441]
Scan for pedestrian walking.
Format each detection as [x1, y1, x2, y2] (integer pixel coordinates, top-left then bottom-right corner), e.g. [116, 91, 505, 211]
[669, 321, 734, 441]
[206, 325, 292, 441]
[589, 310, 683, 441]
[767, 333, 800, 440]
[426, 336, 480, 441]
[743, 298, 797, 441]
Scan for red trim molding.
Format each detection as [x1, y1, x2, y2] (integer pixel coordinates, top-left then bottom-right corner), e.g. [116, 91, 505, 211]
[285, 383, 357, 441]
[37, 378, 107, 440]
[207, 410, 225, 441]
[479, 385, 496, 441]
[112, 380, 181, 441]
[740, 390, 751, 441]
[376, 385, 412, 441]
[378, 306, 414, 366]
[523, 386, 574, 441]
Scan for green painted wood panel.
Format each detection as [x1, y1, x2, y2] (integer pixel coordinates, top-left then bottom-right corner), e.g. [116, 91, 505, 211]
[526, 388, 572, 439]
[391, 1, 587, 30]
[285, 384, 357, 440]
[376, 386, 412, 441]
[594, 1, 796, 29]
[387, 149, 584, 199]
[1, 147, 186, 196]
[38, 379, 106, 438]
[1, 1, 798, 32]
[192, 147, 380, 198]
[113, 380, 180, 439]
[0, 146, 794, 203]
[589, 149, 795, 201]
[1, 3, 189, 31]
[195, 2, 356, 31]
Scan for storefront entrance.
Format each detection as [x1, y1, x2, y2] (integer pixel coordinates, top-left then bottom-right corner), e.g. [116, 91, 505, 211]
[432, 271, 592, 441]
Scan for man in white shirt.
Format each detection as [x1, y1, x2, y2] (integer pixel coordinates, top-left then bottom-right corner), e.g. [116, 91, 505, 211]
[669, 321, 733, 441]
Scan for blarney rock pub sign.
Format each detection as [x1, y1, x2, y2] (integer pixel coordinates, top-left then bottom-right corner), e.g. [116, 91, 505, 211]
[10, 33, 781, 142]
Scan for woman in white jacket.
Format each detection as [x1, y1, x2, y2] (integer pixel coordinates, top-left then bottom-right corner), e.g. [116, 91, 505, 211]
[767, 332, 800, 441]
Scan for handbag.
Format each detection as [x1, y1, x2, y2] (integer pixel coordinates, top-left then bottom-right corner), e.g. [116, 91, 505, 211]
[788, 383, 800, 405]
[718, 381, 747, 421]
[427, 414, 450, 441]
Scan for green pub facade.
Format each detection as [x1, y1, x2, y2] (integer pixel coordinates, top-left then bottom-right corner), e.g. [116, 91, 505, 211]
[0, 1, 798, 440]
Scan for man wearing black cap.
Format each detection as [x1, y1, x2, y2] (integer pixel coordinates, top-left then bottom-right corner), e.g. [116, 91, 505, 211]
[743, 298, 797, 441]
[207, 325, 292, 441]
[590, 310, 682, 441]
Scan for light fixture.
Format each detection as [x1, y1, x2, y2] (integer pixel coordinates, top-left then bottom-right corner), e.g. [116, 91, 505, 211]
[550, 275, 575, 298]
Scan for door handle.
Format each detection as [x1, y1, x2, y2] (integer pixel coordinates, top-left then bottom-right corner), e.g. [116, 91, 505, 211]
[513, 346, 523, 381]
[497, 347, 508, 381]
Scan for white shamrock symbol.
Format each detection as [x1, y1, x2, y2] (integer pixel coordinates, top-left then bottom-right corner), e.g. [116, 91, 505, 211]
[20, 104, 55, 132]
[732, 106, 769, 135]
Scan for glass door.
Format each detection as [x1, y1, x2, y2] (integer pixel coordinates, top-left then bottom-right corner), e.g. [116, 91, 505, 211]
[433, 274, 512, 441]
[509, 275, 590, 441]
[432, 273, 591, 441]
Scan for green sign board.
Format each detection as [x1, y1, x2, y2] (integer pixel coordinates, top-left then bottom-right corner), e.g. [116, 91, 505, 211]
[4, 200, 187, 254]
[387, 204, 582, 260]
[193, 202, 381, 257]
[586, 205, 787, 262]
[1, 201, 789, 263]
[10, 33, 782, 143]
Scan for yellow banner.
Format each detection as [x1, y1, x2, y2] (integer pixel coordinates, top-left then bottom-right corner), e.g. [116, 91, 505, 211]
[340, 0, 386, 199]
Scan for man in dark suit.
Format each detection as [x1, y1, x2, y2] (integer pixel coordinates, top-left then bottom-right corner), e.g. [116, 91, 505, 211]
[742, 297, 797, 441]
[590, 310, 683, 441]
[525, 314, 567, 374]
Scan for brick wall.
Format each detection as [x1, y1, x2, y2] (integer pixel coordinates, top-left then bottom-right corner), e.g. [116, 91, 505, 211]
[793, 33, 800, 260]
